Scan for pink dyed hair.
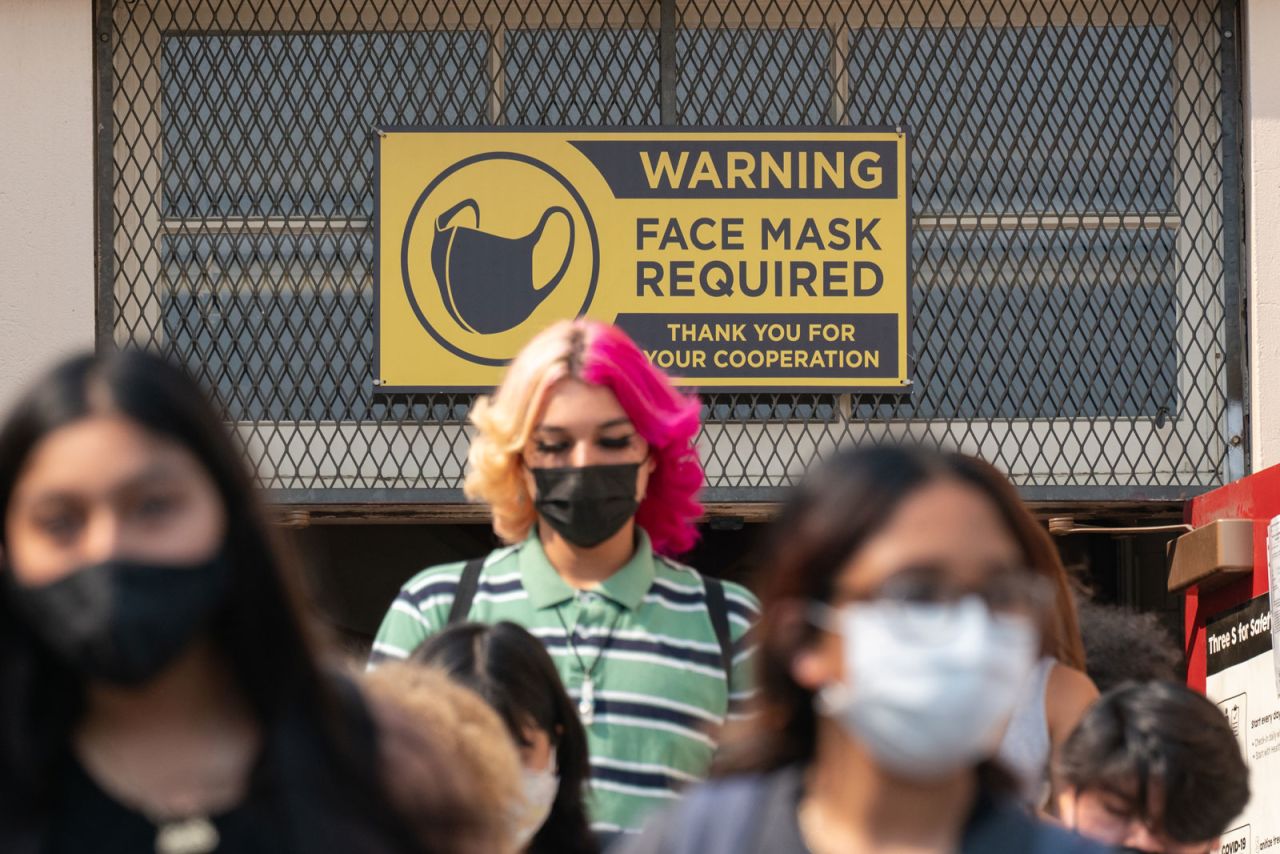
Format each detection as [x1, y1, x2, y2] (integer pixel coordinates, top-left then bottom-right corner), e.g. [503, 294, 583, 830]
[465, 320, 703, 555]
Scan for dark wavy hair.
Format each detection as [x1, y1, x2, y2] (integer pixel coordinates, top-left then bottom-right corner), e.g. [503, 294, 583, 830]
[1057, 680, 1248, 843]
[412, 621, 597, 854]
[719, 444, 1084, 775]
[1076, 599, 1183, 692]
[0, 350, 418, 851]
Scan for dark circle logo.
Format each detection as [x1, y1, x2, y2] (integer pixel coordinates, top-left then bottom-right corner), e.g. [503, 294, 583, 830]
[401, 152, 600, 366]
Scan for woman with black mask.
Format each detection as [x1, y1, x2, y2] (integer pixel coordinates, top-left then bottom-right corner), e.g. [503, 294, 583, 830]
[0, 351, 452, 853]
[370, 320, 760, 841]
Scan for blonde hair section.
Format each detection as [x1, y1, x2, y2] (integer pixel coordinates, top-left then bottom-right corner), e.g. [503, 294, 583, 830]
[465, 320, 584, 544]
[362, 662, 523, 854]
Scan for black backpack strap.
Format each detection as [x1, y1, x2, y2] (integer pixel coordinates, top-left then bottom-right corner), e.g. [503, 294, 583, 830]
[446, 557, 486, 625]
[704, 576, 734, 686]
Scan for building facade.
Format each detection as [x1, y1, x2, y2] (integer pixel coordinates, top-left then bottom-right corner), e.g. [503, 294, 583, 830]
[2, 0, 1277, 636]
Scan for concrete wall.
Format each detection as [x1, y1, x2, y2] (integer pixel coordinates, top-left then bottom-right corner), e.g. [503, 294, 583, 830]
[1246, 0, 1280, 471]
[0, 0, 95, 409]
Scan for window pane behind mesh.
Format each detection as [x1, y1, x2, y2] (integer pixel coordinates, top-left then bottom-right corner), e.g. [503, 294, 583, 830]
[504, 29, 660, 124]
[162, 32, 491, 219]
[677, 28, 833, 125]
[845, 25, 1176, 214]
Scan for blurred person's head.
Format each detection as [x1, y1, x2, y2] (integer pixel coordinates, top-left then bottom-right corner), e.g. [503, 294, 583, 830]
[0, 351, 404, 846]
[362, 661, 524, 854]
[412, 621, 595, 854]
[0, 351, 324, 742]
[721, 445, 1083, 784]
[412, 622, 596, 854]
[1055, 680, 1248, 853]
[465, 319, 702, 556]
[1077, 600, 1183, 692]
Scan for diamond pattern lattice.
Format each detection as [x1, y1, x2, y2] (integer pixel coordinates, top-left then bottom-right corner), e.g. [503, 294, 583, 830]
[102, 0, 1238, 502]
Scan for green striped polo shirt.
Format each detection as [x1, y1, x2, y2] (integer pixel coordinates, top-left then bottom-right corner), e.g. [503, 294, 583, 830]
[369, 529, 759, 836]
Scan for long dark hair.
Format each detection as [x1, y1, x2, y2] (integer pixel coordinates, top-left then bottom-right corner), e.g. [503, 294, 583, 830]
[0, 350, 411, 849]
[412, 621, 596, 854]
[721, 444, 1083, 775]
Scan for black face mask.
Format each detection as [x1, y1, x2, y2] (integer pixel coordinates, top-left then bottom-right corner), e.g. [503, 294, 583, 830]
[4, 552, 232, 686]
[532, 463, 642, 549]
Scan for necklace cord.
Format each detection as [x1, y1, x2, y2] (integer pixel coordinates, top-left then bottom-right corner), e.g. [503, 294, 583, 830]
[554, 599, 624, 680]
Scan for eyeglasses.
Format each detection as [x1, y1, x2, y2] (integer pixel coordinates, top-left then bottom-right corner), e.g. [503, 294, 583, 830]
[834, 564, 1055, 617]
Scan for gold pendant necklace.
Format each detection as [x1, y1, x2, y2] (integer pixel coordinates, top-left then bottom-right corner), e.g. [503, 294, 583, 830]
[155, 815, 220, 854]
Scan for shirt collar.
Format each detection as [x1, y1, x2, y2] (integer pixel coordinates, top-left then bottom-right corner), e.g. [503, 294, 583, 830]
[519, 528, 657, 611]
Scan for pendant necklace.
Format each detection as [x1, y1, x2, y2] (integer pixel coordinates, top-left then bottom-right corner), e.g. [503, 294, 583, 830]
[76, 730, 244, 854]
[555, 601, 622, 726]
[152, 816, 220, 854]
[107, 780, 223, 854]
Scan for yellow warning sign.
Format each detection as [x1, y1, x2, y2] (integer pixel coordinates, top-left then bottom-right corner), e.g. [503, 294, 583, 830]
[377, 130, 911, 391]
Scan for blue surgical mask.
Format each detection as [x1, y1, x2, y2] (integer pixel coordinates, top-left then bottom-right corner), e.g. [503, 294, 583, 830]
[813, 596, 1038, 780]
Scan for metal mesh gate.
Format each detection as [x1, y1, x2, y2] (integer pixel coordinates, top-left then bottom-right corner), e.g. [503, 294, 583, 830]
[97, 0, 1244, 505]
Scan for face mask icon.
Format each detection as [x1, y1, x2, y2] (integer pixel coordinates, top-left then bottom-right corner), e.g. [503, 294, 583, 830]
[430, 198, 576, 335]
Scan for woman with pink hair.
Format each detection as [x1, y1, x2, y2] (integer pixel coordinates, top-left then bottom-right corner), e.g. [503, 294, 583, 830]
[370, 320, 759, 843]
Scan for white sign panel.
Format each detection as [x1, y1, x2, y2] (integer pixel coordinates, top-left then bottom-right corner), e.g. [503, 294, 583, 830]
[1269, 516, 1280, 695]
[1206, 594, 1277, 853]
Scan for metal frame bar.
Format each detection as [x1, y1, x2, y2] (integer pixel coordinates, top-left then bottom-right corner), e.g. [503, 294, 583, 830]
[915, 214, 1183, 231]
[94, 0, 116, 349]
[265, 483, 1212, 505]
[658, 0, 677, 123]
[1219, 0, 1249, 480]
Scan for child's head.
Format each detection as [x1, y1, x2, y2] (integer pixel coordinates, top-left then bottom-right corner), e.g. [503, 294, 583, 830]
[412, 621, 593, 852]
[1056, 680, 1249, 853]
